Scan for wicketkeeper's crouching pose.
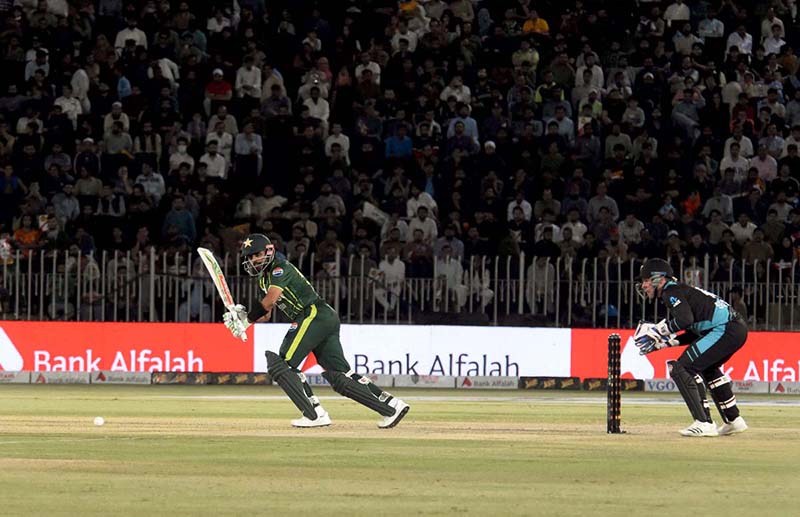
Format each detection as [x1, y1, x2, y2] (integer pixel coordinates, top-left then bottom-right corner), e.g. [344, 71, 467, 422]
[224, 233, 410, 428]
[635, 259, 748, 437]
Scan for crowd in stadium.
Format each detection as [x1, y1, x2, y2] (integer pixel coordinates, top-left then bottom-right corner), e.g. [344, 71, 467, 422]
[1, 0, 799, 287]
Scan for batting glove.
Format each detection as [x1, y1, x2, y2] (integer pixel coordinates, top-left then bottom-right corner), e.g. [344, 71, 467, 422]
[228, 304, 248, 322]
[223, 305, 250, 342]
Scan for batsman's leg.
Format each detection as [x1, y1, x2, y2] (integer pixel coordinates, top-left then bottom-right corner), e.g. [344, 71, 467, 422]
[266, 350, 330, 427]
[316, 332, 410, 428]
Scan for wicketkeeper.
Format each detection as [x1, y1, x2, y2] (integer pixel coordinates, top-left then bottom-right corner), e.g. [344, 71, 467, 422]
[223, 233, 410, 429]
[635, 258, 748, 437]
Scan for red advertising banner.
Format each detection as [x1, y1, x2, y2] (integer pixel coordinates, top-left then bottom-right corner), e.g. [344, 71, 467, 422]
[571, 329, 800, 382]
[0, 322, 252, 372]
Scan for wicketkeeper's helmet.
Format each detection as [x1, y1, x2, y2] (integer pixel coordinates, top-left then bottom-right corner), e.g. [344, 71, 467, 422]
[636, 258, 674, 300]
[241, 233, 275, 276]
[639, 258, 674, 281]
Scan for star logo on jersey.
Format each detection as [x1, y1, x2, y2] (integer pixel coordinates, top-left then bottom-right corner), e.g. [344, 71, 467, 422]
[243, 238, 253, 248]
[272, 267, 284, 277]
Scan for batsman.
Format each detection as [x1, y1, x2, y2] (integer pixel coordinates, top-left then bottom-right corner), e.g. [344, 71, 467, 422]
[223, 233, 410, 429]
[635, 258, 748, 437]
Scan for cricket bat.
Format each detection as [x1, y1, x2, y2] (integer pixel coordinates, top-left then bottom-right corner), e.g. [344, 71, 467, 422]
[197, 247, 247, 341]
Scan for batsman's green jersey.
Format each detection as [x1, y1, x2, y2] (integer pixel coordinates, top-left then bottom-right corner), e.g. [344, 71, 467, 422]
[259, 258, 319, 320]
[259, 258, 350, 371]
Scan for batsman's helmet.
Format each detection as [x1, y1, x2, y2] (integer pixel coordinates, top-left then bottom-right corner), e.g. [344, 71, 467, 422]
[241, 233, 275, 276]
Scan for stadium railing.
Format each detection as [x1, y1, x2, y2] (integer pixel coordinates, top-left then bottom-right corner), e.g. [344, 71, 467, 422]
[0, 249, 798, 331]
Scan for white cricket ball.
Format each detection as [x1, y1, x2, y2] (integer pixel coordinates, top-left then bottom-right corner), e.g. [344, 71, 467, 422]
[93, 416, 105, 426]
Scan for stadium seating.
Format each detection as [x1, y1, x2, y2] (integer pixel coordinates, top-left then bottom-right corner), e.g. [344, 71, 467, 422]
[0, 0, 798, 327]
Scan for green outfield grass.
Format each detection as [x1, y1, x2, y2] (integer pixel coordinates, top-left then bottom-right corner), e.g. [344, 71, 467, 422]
[1, 385, 799, 516]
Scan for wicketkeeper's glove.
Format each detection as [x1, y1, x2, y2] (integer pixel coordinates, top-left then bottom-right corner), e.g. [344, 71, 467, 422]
[223, 304, 250, 342]
[634, 320, 678, 355]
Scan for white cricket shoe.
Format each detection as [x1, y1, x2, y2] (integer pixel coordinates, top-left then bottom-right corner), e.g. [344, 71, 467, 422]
[717, 416, 748, 436]
[679, 420, 719, 437]
[378, 398, 410, 429]
[291, 406, 331, 428]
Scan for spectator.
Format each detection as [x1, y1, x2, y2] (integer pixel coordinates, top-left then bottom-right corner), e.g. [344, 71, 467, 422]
[103, 101, 130, 133]
[726, 25, 753, 55]
[409, 206, 438, 246]
[706, 210, 730, 246]
[752, 145, 778, 183]
[720, 143, 751, 184]
[162, 194, 196, 244]
[199, 140, 227, 179]
[2, 0, 800, 311]
[234, 123, 263, 178]
[522, 10, 549, 36]
[741, 229, 774, 264]
[53, 85, 82, 129]
[702, 186, 734, 224]
[134, 163, 165, 204]
[236, 55, 262, 105]
[103, 121, 133, 157]
[730, 213, 758, 245]
[74, 167, 103, 202]
[440, 75, 471, 104]
[385, 125, 413, 159]
[312, 183, 345, 218]
[115, 15, 147, 53]
[403, 228, 433, 277]
[507, 191, 532, 222]
[618, 214, 645, 244]
[204, 69, 232, 116]
[325, 123, 350, 164]
[13, 214, 41, 258]
[52, 182, 79, 227]
[434, 224, 464, 259]
[96, 184, 126, 219]
[769, 191, 793, 222]
[169, 137, 194, 173]
[355, 52, 381, 85]
[375, 246, 405, 312]
[588, 183, 619, 223]
[133, 121, 163, 169]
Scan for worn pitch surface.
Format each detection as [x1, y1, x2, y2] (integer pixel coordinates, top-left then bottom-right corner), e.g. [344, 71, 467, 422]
[1, 385, 798, 515]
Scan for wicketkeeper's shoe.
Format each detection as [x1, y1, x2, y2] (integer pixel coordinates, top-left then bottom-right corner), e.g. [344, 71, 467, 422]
[291, 406, 331, 428]
[717, 416, 748, 436]
[679, 420, 719, 437]
[378, 398, 410, 429]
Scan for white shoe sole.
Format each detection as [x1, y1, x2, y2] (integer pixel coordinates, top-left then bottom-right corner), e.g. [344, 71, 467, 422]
[292, 415, 332, 428]
[718, 422, 748, 436]
[378, 402, 410, 429]
[680, 431, 718, 437]
[680, 425, 718, 437]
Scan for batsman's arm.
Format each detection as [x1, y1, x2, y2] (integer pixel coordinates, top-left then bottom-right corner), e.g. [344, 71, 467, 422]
[247, 286, 282, 323]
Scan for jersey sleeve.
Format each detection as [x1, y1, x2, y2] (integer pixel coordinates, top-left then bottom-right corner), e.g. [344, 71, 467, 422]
[266, 263, 298, 291]
[661, 287, 694, 332]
